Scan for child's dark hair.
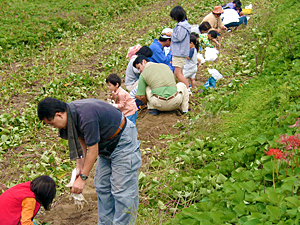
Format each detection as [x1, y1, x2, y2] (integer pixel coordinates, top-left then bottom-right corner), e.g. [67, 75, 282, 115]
[191, 32, 199, 39]
[106, 74, 121, 87]
[31, 175, 56, 210]
[136, 46, 153, 57]
[233, 0, 241, 5]
[234, 1, 242, 8]
[199, 22, 211, 33]
[190, 34, 199, 52]
[170, 6, 187, 22]
[208, 30, 218, 38]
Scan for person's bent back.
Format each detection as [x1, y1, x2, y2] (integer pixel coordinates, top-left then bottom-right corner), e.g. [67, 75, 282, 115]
[133, 55, 189, 115]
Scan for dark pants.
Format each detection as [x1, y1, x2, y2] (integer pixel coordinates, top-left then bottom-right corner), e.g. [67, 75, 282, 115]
[225, 16, 248, 28]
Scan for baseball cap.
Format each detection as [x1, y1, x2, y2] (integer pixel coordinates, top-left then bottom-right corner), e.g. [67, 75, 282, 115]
[161, 28, 173, 39]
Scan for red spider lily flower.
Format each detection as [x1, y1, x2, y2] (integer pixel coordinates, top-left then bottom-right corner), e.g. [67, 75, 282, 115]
[275, 151, 283, 159]
[265, 148, 285, 160]
[289, 118, 300, 128]
[280, 134, 300, 150]
[266, 148, 280, 156]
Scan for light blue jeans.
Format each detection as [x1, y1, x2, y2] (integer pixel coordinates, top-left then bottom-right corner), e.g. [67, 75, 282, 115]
[94, 118, 141, 225]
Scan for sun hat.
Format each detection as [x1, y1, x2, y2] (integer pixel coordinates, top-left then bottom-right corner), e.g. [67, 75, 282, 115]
[161, 28, 173, 39]
[212, 6, 224, 14]
[126, 44, 142, 60]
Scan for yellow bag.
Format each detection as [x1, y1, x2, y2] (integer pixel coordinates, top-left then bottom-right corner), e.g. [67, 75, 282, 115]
[242, 8, 252, 14]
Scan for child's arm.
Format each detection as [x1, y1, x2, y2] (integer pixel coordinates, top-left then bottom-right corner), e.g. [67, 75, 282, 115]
[107, 92, 118, 107]
[21, 198, 36, 225]
[116, 97, 126, 109]
[186, 49, 194, 60]
[211, 39, 219, 47]
[171, 26, 188, 42]
[111, 93, 117, 103]
[115, 89, 131, 110]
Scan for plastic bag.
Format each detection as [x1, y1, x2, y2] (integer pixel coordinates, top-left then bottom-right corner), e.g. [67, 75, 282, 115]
[204, 77, 217, 89]
[197, 53, 205, 64]
[191, 24, 200, 34]
[208, 68, 223, 80]
[243, 4, 252, 14]
[245, 4, 252, 9]
[204, 47, 219, 62]
[164, 46, 171, 56]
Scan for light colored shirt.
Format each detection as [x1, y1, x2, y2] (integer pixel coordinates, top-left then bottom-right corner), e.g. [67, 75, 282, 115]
[184, 48, 198, 71]
[113, 87, 137, 117]
[171, 20, 191, 57]
[224, 2, 242, 15]
[125, 55, 140, 86]
[221, 9, 240, 25]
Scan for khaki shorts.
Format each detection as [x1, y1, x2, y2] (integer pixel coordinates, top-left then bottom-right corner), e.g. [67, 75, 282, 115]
[172, 56, 186, 68]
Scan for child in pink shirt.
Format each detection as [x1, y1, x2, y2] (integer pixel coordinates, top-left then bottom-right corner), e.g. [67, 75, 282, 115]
[106, 73, 138, 124]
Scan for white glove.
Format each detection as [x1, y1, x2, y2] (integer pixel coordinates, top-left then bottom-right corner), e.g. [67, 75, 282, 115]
[66, 168, 87, 210]
[66, 168, 80, 187]
[107, 99, 116, 104]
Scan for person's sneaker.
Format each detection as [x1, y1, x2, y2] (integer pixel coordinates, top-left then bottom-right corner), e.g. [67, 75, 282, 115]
[137, 105, 147, 111]
[148, 109, 160, 116]
[188, 88, 193, 96]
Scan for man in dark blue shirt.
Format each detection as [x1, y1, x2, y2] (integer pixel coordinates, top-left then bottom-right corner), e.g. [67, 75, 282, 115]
[38, 98, 141, 225]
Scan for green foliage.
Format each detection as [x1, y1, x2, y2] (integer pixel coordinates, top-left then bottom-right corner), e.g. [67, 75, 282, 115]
[163, 0, 300, 223]
[0, 0, 299, 224]
[0, 0, 157, 61]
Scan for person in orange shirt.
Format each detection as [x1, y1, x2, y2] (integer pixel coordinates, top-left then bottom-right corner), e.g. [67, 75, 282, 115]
[106, 73, 138, 124]
[0, 175, 56, 225]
